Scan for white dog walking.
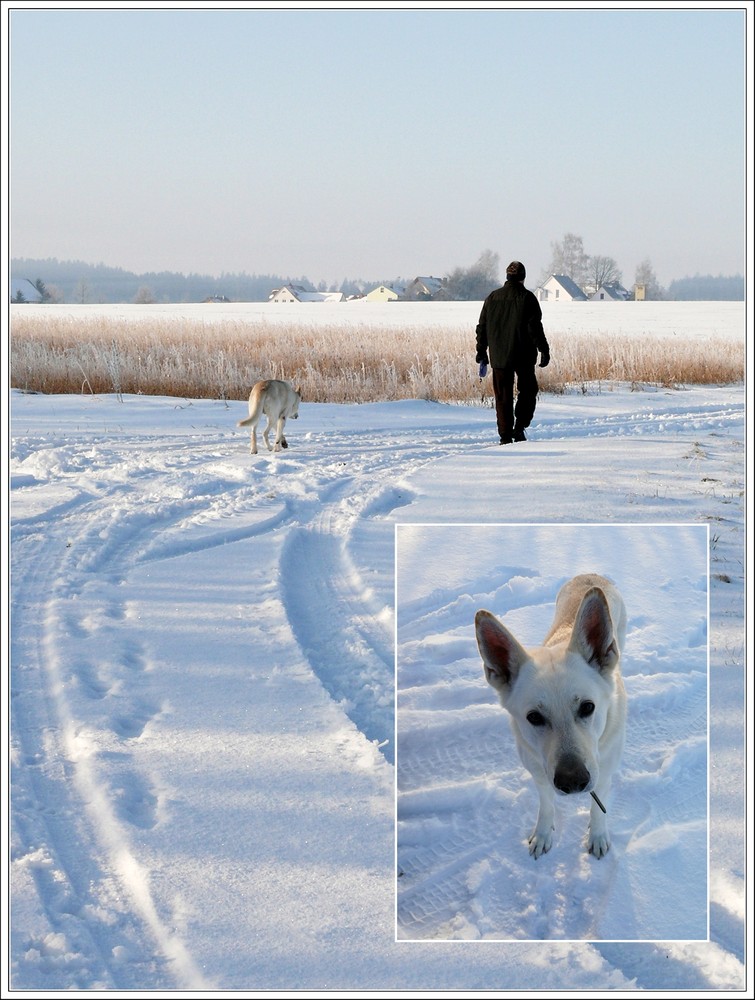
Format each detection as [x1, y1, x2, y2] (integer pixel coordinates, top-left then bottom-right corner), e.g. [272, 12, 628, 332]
[237, 379, 302, 454]
[475, 574, 627, 859]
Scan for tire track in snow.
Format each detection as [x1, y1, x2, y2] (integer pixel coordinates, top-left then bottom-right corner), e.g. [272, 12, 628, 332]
[277, 472, 416, 766]
[527, 399, 744, 443]
[9, 440, 248, 990]
[280, 524, 395, 762]
[11, 506, 179, 988]
[274, 424, 490, 767]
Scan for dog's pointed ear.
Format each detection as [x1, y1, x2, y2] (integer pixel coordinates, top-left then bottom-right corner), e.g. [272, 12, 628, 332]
[475, 610, 530, 695]
[569, 588, 620, 673]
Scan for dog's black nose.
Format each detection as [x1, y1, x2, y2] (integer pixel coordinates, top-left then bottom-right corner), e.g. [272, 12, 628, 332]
[554, 756, 590, 794]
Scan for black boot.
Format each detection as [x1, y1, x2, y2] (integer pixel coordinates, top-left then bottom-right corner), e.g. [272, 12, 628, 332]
[513, 425, 527, 442]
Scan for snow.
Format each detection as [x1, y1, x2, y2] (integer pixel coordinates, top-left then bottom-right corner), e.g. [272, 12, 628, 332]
[6, 301, 748, 994]
[12, 297, 745, 341]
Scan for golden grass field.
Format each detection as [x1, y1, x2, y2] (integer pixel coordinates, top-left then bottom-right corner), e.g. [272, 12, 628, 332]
[10, 305, 744, 404]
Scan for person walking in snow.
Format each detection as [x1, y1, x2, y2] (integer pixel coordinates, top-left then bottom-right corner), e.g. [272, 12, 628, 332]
[475, 260, 550, 444]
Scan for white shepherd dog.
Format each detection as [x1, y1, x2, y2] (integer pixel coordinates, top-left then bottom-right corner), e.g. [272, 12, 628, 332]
[475, 574, 627, 859]
[237, 379, 302, 454]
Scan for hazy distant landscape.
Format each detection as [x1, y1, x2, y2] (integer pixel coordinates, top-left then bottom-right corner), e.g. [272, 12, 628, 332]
[9, 257, 410, 305]
[10, 257, 746, 305]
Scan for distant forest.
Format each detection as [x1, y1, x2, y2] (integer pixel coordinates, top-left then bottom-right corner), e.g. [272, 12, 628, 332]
[9, 257, 745, 304]
[665, 274, 744, 301]
[9, 258, 387, 305]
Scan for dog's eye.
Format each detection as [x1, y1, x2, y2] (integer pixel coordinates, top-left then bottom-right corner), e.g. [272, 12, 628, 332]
[578, 701, 595, 718]
[526, 710, 547, 727]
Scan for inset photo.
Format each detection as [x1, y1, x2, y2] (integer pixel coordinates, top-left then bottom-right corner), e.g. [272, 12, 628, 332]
[395, 522, 709, 942]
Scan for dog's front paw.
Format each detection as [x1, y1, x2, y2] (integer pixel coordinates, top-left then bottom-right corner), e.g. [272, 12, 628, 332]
[528, 826, 553, 859]
[587, 828, 611, 858]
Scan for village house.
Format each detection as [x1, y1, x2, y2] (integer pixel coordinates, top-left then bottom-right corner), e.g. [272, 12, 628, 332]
[590, 282, 632, 301]
[403, 276, 447, 301]
[268, 284, 344, 303]
[535, 274, 588, 303]
[364, 283, 404, 302]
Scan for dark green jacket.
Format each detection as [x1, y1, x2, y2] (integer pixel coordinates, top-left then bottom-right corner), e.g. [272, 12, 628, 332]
[475, 280, 549, 369]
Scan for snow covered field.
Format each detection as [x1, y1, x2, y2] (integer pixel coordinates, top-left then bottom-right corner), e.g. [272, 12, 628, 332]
[6, 301, 748, 993]
[14, 297, 744, 342]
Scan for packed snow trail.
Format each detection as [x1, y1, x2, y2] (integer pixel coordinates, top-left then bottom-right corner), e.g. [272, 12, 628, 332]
[9, 386, 745, 991]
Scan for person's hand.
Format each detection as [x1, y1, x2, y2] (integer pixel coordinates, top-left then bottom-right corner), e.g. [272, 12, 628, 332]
[478, 362, 488, 378]
[539, 348, 550, 368]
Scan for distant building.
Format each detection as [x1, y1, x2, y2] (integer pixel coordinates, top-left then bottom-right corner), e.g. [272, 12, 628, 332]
[590, 282, 632, 302]
[634, 283, 646, 301]
[365, 283, 404, 302]
[269, 284, 345, 303]
[536, 275, 588, 302]
[404, 276, 447, 301]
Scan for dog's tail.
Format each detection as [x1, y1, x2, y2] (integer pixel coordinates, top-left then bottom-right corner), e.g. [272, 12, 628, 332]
[237, 384, 267, 427]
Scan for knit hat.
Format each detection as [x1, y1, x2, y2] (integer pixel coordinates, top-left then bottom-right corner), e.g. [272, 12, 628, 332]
[506, 260, 526, 281]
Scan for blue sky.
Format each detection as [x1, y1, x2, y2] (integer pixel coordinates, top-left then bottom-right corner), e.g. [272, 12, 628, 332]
[6, 4, 749, 287]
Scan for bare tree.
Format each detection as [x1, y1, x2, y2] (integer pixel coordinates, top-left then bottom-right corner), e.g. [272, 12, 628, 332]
[133, 285, 156, 304]
[588, 255, 622, 295]
[634, 258, 664, 300]
[474, 249, 501, 286]
[444, 249, 501, 300]
[546, 233, 590, 288]
[74, 278, 92, 304]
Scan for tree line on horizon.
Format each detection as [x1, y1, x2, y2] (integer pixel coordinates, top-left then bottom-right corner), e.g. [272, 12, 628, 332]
[10, 243, 744, 305]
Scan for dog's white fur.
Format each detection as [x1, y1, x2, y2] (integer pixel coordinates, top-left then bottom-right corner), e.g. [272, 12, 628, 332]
[475, 574, 627, 859]
[237, 379, 301, 454]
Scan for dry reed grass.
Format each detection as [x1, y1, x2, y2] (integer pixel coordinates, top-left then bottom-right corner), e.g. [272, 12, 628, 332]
[10, 313, 743, 403]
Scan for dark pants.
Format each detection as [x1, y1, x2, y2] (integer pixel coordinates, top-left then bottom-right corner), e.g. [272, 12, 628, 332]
[492, 363, 539, 442]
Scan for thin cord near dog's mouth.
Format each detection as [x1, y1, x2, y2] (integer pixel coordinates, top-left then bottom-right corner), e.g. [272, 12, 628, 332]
[590, 790, 607, 813]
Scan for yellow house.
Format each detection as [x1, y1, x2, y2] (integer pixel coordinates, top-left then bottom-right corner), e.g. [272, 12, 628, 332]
[365, 284, 402, 302]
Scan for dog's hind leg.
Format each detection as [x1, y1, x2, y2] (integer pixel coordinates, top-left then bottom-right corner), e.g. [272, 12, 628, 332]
[273, 415, 287, 451]
[262, 414, 275, 451]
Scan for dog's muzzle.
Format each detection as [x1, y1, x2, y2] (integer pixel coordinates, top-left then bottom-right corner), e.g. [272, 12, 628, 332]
[554, 754, 591, 794]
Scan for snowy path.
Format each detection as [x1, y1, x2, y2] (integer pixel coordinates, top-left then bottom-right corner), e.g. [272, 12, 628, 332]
[8, 385, 746, 991]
